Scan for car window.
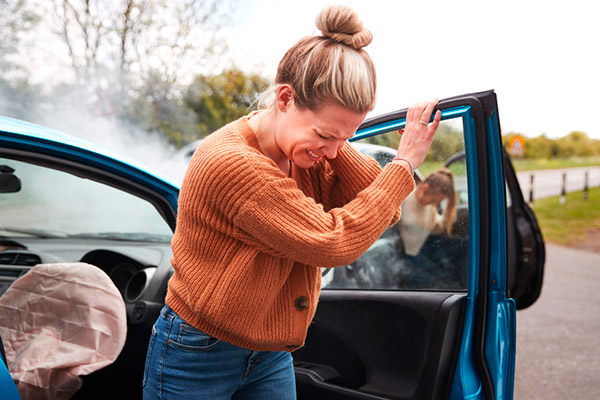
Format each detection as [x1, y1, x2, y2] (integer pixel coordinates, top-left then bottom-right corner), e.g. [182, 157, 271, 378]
[322, 117, 469, 290]
[0, 158, 173, 242]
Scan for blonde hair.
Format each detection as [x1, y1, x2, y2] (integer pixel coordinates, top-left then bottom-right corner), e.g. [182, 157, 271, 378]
[259, 5, 376, 113]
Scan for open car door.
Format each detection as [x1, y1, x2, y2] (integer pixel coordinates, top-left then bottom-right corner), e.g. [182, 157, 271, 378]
[293, 90, 545, 400]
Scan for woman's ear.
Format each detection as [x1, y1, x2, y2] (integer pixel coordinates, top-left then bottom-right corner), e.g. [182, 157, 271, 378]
[276, 84, 294, 112]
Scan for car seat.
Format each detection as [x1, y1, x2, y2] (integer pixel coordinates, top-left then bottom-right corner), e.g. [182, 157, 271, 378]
[0, 263, 127, 400]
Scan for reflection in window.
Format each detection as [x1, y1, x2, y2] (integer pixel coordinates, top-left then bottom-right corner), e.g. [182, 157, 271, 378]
[322, 118, 469, 290]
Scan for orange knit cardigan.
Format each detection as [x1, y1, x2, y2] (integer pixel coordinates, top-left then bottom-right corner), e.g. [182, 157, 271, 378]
[166, 115, 415, 352]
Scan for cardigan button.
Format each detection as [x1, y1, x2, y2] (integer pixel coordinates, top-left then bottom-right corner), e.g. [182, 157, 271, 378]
[294, 296, 309, 311]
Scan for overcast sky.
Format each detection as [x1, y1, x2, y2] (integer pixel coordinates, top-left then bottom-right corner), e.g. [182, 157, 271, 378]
[225, 0, 599, 139]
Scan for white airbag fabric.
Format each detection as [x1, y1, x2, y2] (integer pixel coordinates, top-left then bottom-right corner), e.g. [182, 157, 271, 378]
[0, 263, 127, 399]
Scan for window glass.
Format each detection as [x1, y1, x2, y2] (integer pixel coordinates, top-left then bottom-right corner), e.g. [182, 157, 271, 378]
[322, 117, 469, 290]
[0, 158, 173, 242]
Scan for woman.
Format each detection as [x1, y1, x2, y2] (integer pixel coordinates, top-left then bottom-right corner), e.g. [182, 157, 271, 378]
[400, 168, 457, 257]
[399, 168, 458, 288]
[143, 5, 441, 399]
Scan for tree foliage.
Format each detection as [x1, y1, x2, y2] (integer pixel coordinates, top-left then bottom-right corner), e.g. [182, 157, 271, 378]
[184, 67, 271, 137]
[503, 131, 600, 159]
[425, 124, 465, 162]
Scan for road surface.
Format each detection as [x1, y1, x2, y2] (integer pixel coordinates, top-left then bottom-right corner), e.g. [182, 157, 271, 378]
[514, 244, 600, 399]
[517, 166, 600, 201]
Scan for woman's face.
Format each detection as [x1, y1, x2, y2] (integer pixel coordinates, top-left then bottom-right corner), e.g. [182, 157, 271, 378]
[417, 183, 447, 206]
[274, 100, 367, 169]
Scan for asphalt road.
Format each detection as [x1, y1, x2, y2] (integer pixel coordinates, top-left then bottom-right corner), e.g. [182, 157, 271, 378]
[517, 167, 600, 201]
[514, 244, 600, 399]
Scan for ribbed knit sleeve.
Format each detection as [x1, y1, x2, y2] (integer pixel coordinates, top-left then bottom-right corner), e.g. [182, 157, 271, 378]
[322, 142, 404, 224]
[310, 142, 383, 210]
[234, 161, 413, 267]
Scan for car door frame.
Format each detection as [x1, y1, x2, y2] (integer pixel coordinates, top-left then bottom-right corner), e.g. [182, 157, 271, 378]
[354, 90, 500, 399]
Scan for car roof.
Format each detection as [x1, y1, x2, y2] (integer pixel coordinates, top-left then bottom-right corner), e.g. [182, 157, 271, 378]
[0, 116, 180, 189]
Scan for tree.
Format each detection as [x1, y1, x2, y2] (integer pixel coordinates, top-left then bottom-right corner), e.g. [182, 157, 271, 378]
[557, 131, 596, 158]
[126, 70, 200, 147]
[0, 0, 41, 79]
[184, 67, 271, 137]
[503, 131, 600, 159]
[0, 0, 243, 147]
[525, 134, 559, 159]
[425, 124, 464, 162]
[1, 0, 236, 104]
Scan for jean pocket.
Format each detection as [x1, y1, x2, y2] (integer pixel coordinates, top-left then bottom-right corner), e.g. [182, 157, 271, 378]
[168, 321, 221, 351]
[142, 324, 157, 387]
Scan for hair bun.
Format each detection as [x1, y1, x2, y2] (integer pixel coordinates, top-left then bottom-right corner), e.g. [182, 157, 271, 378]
[315, 5, 373, 50]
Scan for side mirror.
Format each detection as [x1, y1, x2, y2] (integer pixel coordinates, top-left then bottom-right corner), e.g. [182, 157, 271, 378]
[0, 166, 22, 193]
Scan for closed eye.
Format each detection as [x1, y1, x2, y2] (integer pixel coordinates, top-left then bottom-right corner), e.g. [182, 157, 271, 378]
[315, 129, 332, 140]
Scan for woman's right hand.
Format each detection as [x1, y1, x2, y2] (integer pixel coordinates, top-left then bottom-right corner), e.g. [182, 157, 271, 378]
[394, 99, 441, 169]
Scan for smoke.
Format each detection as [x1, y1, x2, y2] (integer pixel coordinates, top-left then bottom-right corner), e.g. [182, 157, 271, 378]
[41, 109, 189, 184]
[0, 84, 190, 185]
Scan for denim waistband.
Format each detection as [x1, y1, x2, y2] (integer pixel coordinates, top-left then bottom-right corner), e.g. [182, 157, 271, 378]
[160, 304, 177, 319]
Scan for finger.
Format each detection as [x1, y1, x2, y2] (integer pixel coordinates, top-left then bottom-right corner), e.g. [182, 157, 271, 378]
[428, 110, 442, 134]
[413, 101, 428, 117]
[406, 103, 418, 123]
[415, 101, 428, 118]
[420, 99, 439, 123]
[408, 101, 427, 127]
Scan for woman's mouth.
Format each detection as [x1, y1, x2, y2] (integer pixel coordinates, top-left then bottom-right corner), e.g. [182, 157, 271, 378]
[306, 149, 321, 161]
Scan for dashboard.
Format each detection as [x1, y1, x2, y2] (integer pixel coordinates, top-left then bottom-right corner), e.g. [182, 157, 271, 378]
[0, 238, 173, 324]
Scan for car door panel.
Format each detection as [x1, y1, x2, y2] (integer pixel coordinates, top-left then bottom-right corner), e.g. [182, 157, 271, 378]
[295, 291, 466, 400]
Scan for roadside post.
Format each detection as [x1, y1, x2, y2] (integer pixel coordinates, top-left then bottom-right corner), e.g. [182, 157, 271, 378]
[560, 173, 567, 205]
[583, 171, 589, 200]
[529, 174, 534, 204]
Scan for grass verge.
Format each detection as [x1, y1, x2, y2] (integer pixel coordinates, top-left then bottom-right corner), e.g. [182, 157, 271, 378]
[510, 157, 600, 171]
[532, 188, 600, 246]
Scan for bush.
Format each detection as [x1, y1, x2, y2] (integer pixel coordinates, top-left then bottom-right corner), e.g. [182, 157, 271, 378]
[504, 131, 600, 159]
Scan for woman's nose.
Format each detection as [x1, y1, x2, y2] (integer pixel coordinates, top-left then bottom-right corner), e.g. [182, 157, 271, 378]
[323, 140, 345, 159]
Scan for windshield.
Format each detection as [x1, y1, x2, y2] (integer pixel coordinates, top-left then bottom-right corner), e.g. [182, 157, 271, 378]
[0, 158, 173, 242]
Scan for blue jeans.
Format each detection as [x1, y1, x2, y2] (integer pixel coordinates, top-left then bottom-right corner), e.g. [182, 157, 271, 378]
[143, 305, 296, 400]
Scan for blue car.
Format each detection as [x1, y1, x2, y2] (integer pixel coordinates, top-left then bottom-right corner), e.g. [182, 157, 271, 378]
[0, 90, 544, 399]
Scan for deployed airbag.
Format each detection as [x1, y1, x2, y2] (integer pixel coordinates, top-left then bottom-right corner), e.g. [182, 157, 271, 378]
[0, 263, 127, 399]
